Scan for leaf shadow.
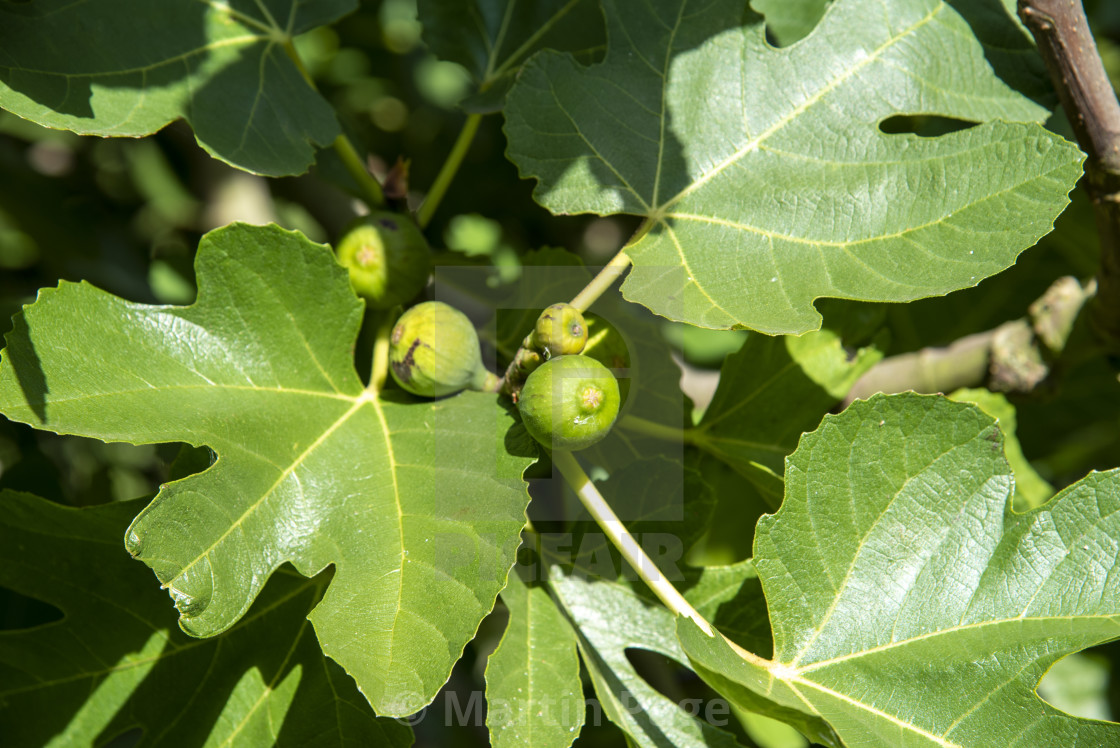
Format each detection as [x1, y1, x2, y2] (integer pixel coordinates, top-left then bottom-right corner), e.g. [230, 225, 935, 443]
[90, 563, 410, 747]
[0, 1, 212, 121]
[544, 565, 745, 748]
[498, 398, 539, 461]
[4, 309, 48, 423]
[0, 494, 408, 747]
[535, 2, 761, 217]
[946, 0, 1057, 111]
[569, 616, 682, 748]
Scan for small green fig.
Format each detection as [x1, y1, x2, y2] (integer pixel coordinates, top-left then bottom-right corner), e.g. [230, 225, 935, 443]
[533, 303, 588, 358]
[336, 212, 431, 309]
[518, 354, 620, 451]
[389, 301, 495, 397]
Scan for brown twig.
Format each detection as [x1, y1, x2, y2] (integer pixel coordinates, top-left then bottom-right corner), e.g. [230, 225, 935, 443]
[1019, 0, 1120, 351]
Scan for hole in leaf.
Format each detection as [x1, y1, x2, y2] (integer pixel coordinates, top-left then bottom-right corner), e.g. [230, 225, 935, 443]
[752, 0, 832, 48]
[0, 586, 63, 630]
[879, 115, 980, 138]
[1037, 640, 1120, 721]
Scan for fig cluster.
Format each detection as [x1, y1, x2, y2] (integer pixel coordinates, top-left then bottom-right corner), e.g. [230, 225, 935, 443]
[513, 304, 621, 451]
[386, 297, 621, 452]
[503, 303, 589, 393]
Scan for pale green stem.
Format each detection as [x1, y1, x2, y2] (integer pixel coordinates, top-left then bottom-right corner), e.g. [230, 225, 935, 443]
[417, 113, 483, 229]
[569, 249, 634, 313]
[566, 217, 653, 312]
[332, 134, 386, 210]
[283, 41, 385, 209]
[369, 312, 394, 393]
[618, 414, 698, 445]
[551, 449, 714, 636]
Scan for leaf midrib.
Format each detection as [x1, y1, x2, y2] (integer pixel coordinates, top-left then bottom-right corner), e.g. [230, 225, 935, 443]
[8, 383, 356, 409]
[786, 428, 987, 668]
[785, 674, 965, 748]
[369, 394, 410, 681]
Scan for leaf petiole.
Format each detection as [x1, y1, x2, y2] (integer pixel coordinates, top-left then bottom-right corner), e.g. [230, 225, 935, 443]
[499, 223, 644, 395]
[551, 449, 713, 636]
[331, 134, 388, 210]
[417, 113, 483, 229]
[282, 40, 386, 209]
[369, 311, 395, 393]
[618, 414, 699, 445]
[569, 244, 636, 313]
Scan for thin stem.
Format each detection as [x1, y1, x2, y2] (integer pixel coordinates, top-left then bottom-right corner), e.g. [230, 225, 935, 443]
[332, 134, 387, 209]
[499, 222, 648, 394]
[618, 414, 696, 444]
[551, 449, 713, 636]
[417, 113, 483, 229]
[570, 249, 634, 313]
[283, 41, 385, 209]
[567, 216, 652, 313]
[369, 312, 394, 393]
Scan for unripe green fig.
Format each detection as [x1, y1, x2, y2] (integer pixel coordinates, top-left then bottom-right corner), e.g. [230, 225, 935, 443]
[389, 301, 495, 397]
[518, 354, 620, 451]
[533, 303, 588, 358]
[336, 212, 431, 309]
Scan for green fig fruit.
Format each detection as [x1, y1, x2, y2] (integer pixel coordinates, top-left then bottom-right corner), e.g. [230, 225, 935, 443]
[389, 301, 495, 397]
[518, 354, 620, 451]
[336, 212, 431, 309]
[533, 303, 588, 358]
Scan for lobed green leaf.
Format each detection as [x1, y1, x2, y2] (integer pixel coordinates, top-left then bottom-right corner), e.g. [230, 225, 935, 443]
[0, 223, 536, 716]
[679, 393, 1120, 746]
[505, 0, 1082, 333]
[485, 566, 585, 748]
[549, 568, 749, 748]
[0, 0, 349, 176]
